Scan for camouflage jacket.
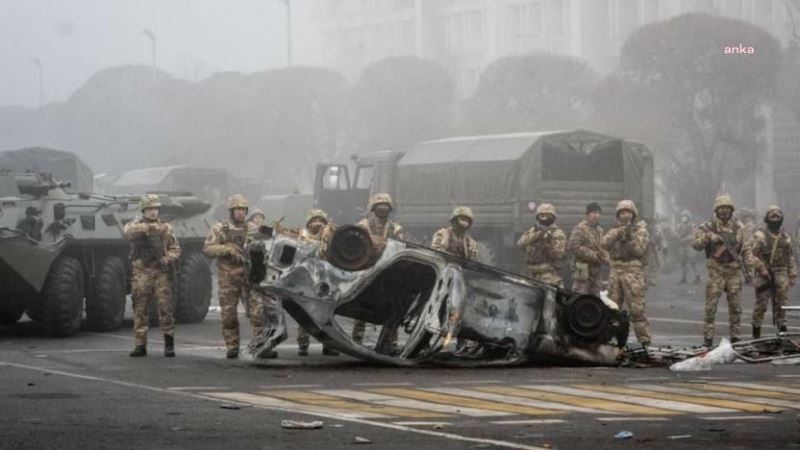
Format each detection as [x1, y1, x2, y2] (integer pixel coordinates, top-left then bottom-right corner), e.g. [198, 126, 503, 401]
[123, 218, 181, 271]
[431, 226, 479, 261]
[517, 223, 567, 269]
[744, 227, 797, 278]
[356, 215, 404, 251]
[692, 218, 746, 266]
[299, 224, 335, 259]
[203, 220, 251, 273]
[601, 220, 649, 265]
[567, 220, 606, 267]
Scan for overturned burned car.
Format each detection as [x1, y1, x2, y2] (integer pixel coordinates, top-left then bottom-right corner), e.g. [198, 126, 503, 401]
[246, 225, 629, 367]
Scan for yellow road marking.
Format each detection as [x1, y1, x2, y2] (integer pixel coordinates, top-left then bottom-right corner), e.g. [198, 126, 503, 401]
[371, 388, 560, 416]
[578, 385, 781, 413]
[673, 383, 800, 401]
[476, 386, 675, 415]
[261, 390, 451, 419]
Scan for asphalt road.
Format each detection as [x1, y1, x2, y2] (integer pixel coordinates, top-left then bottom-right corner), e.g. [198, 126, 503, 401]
[2, 270, 799, 450]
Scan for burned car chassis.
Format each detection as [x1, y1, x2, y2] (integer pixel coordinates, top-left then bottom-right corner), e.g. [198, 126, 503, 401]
[246, 226, 629, 367]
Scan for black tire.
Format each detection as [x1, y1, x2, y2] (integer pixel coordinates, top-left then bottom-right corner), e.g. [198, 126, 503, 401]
[174, 251, 212, 324]
[0, 302, 25, 325]
[85, 256, 127, 331]
[42, 256, 84, 337]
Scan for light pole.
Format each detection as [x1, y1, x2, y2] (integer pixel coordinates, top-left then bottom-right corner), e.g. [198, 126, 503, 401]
[31, 58, 43, 108]
[142, 29, 157, 82]
[281, 0, 292, 66]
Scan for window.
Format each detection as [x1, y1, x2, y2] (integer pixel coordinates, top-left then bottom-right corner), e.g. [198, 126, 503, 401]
[322, 166, 349, 190]
[355, 165, 374, 190]
[541, 141, 624, 182]
[443, 9, 487, 56]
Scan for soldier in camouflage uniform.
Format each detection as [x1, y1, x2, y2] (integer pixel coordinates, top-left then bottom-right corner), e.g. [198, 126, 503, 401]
[517, 203, 567, 288]
[601, 200, 651, 347]
[296, 209, 339, 356]
[17, 206, 43, 241]
[567, 202, 608, 295]
[675, 210, 700, 284]
[203, 194, 266, 359]
[431, 206, 479, 260]
[744, 205, 797, 338]
[692, 194, 747, 347]
[352, 193, 405, 345]
[249, 208, 266, 228]
[644, 219, 665, 287]
[123, 194, 182, 357]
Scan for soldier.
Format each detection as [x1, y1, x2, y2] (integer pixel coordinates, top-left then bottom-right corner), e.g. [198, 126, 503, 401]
[601, 200, 651, 347]
[692, 194, 747, 347]
[249, 208, 266, 228]
[203, 194, 267, 359]
[16, 206, 43, 241]
[644, 219, 665, 287]
[517, 203, 567, 288]
[567, 202, 607, 295]
[44, 203, 75, 241]
[296, 208, 339, 356]
[744, 205, 797, 338]
[675, 210, 701, 284]
[351, 193, 405, 345]
[123, 194, 181, 357]
[431, 206, 479, 261]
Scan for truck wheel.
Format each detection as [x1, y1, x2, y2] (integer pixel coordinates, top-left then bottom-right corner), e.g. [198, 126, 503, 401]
[0, 302, 25, 325]
[43, 256, 84, 337]
[174, 252, 211, 323]
[86, 256, 126, 331]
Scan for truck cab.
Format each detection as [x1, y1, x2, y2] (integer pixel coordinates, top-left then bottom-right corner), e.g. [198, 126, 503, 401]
[314, 150, 403, 225]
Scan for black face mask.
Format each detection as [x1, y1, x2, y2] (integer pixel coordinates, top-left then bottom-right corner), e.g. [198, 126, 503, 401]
[538, 218, 555, 227]
[766, 219, 783, 233]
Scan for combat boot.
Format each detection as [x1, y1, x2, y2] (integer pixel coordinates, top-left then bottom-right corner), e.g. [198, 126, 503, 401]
[226, 348, 239, 359]
[322, 345, 339, 356]
[164, 335, 175, 357]
[129, 345, 147, 357]
[752, 326, 761, 339]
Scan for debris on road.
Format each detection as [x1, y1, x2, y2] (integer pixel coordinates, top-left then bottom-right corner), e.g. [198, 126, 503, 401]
[614, 431, 633, 439]
[668, 435, 692, 440]
[353, 436, 371, 444]
[669, 339, 736, 371]
[281, 420, 324, 430]
[219, 404, 241, 410]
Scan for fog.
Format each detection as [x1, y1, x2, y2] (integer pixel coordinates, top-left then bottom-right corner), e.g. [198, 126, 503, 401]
[1, 0, 799, 221]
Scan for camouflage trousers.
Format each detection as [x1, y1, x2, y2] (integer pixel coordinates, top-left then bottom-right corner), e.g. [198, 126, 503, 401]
[526, 264, 564, 289]
[608, 262, 650, 344]
[678, 249, 699, 279]
[131, 268, 174, 346]
[218, 272, 266, 351]
[571, 264, 602, 295]
[752, 269, 791, 329]
[703, 262, 742, 341]
[352, 320, 397, 348]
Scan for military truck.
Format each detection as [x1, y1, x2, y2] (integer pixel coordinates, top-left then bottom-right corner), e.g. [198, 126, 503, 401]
[314, 129, 654, 271]
[0, 171, 213, 336]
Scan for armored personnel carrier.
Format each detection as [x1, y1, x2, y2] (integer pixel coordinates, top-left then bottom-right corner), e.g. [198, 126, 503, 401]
[0, 171, 213, 336]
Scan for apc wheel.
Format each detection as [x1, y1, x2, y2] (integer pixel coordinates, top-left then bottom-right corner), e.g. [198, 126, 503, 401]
[0, 302, 25, 325]
[174, 252, 211, 323]
[85, 256, 126, 331]
[43, 256, 84, 337]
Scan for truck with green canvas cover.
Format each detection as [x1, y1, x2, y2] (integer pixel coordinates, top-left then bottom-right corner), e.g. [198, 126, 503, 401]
[314, 129, 654, 271]
[0, 171, 213, 336]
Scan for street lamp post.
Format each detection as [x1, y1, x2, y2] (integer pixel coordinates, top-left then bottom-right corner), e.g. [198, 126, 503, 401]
[32, 58, 43, 108]
[142, 29, 157, 82]
[281, 0, 292, 66]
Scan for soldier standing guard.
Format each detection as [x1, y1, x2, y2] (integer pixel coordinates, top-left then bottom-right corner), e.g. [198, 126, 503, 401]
[692, 194, 747, 347]
[431, 206, 479, 261]
[745, 205, 797, 338]
[676, 210, 701, 284]
[567, 202, 607, 295]
[296, 209, 339, 356]
[352, 193, 405, 345]
[204, 194, 266, 359]
[517, 203, 567, 288]
[601, 200, 651, 347]
[124, 194, 181, 357]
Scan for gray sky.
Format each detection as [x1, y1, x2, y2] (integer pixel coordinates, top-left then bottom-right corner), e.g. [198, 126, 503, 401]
[0, 0, 319, 108]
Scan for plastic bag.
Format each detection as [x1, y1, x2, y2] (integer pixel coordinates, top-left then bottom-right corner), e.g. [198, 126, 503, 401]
[669, 338, 737, 371]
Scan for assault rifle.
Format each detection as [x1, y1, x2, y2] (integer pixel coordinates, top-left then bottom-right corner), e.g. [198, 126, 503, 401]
[699, 221, 752, 284]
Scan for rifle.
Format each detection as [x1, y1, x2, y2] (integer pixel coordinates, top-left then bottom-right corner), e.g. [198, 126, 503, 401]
[699, 222, 752, 283]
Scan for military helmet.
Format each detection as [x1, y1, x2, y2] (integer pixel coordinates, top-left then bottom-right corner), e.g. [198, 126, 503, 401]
[368, 192, 394, 211]
[615, 199, 638, 217]
[765, 204, 783, 219]
[535, 203, 557, 219]
[227, 194, 249, 210]
[680, 209, 691, 218]
[139, 194, 161, 211]
[249, 208, 266, 221]
[713, 194, 734, 212]
[306, 208, 329, 225]
[450, 205, 474, 222]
